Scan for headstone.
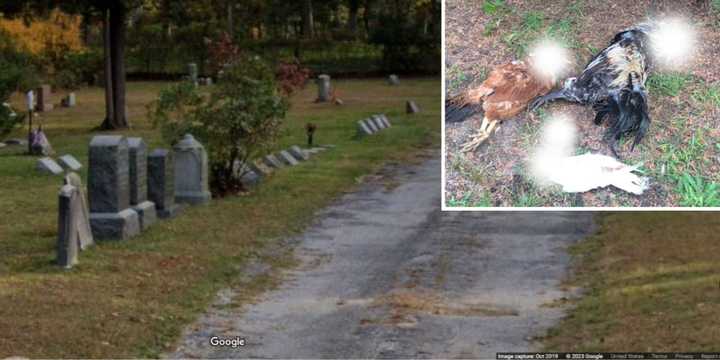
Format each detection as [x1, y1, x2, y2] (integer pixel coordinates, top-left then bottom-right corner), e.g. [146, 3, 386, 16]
[5, 138, 27, 146]
[64, 172, 94, 250]
[316, 74, 331, 102]
[148, 149, 180, 218]
[406, 100, 420, 114]
[240, 170, 260, 187]
[371, 115, 386, 130]
[263, 154, 285, 169]
[278, 150, 299, 166]
[206, 77, 213, 86]
[173, 134, 211, 205]
[364, 118, 379, 133]
[57, 184, 79, 268]
[61, 92, 76, 107]
[37, 157, 64, 175]
[357, 120, 374, 137]
[288, 145, 309, 161]
[188, 63, 198, 84]
[0, 142, 5, 149]
[87, 135, 140, 241]
[36, 85, 54, 112]
[58, 154, 82, 171]
[128, 137, 157, 230]
[305, 147, 327, 155]
[388, 74, 400, 85]
[334, 98, 344, 106]
[379, 114, 392, 127]
[248, 160, 273, 177]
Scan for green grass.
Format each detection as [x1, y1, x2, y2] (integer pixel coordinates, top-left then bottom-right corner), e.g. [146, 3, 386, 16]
[502, 9, 581, 58]
[0, 78, 440, 358]
[646, 73, 693, 97]
[543, 213, 720, 351]
[677, 174, 720, 207]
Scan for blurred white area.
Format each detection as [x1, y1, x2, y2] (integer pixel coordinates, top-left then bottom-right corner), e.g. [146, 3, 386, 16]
[528, 39, 572, 83]
[648, 17, 696, 70]
[529, 114, 649, 195]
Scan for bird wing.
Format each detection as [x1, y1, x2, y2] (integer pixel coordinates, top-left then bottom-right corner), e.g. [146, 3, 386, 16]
[483, 61, 554, 120]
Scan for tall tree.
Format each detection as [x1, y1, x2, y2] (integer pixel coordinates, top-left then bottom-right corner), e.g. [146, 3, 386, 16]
[301, 0, 314, 38]
[0, 0, 137, 129]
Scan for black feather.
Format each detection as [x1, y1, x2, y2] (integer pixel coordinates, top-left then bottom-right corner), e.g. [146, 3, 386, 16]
[445, 96, 482, 123]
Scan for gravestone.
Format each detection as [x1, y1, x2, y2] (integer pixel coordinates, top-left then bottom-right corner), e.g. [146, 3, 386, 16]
[364, 118, 379, 133]
[371, 115, 386, 130]
[57, 184, 80, 268]
[278, 150, 299, 166]
[305, 147, 327, 155]
[0, 142, 5, 149]
[388, 74, 400, 85]
[64, 172, 94, 250]
[188, 63, 198, 84]
[357, 120, 374, 137]
[62, 93, 76, 107]
[248, 160, 273, 177]
[37, 157, 64, 175]
[58, 154, 82, 171]
[36, 85, 54, 112]
[148, 149, 180, 218]
[263, 154, 285, 169]
[379, 114, 392, 127]
[128, 137, 157, 230]
[173, 134, 211, 205]
[288, 145, 309, 161]
[406, 100, 420, 114]
[5, 138, 27, 146]
[88, 135, 140, 241]
[316, 74, 331, 102]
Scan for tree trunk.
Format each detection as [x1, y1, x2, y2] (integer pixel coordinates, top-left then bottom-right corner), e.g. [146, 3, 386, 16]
[363, 0, 374, 34]
[101, 8, 115, 129]
[227, 1, 234, 39]
[109, 2, 129, 129]
[301, 0, 314, 39]
[348, 0, 359, 35]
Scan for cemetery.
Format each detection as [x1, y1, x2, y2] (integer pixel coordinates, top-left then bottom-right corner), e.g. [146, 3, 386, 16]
[0, 0, 445, 357]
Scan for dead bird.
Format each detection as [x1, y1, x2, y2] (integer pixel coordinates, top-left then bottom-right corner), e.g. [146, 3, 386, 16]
[530, 23, 659, 158]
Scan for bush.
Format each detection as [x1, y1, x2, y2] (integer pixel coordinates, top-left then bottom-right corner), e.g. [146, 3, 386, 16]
[148, 56, 289, 196]
[51, 50, 103, 90]
[0, 102, 24, 139]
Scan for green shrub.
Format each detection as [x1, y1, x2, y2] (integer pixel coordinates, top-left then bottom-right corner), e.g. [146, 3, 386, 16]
[148, 56, 289, 196]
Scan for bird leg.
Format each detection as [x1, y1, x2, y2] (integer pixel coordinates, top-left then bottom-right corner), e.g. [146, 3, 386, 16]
[461, 118, 498, 152]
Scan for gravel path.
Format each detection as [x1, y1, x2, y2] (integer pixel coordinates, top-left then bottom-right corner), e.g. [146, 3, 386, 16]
[168, 154, 595, 358]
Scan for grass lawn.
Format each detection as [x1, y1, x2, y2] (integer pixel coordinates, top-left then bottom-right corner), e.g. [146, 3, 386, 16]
[0, 78, 440, 358]
[542, 212, 720, 351]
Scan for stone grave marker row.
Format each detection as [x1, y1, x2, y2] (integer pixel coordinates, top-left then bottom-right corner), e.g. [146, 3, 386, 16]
[356, 114, 393, 138]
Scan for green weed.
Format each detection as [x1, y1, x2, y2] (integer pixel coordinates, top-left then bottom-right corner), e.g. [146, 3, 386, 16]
[646, 73, 692, 97]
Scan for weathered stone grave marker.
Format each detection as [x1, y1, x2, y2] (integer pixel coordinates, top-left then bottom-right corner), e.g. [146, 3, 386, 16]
[88, 135, 140, 240]
[249, 160, 273, 177]
[288, 145, 309, 161]
[388, 74, 400, 85]
[357, 120, 374, 137]
[173, 134, 211, 205]
[188, 63, 198, 85]
[148, 149, 180, 218]
[57, 184, 79, 268]
[64, 172, 94, 250]
[379, 114, 392, 127]
[128, 137, 157, 230]
[371, 115, 386, 130]
[58, 154, 82, 171]
[406, 100, 420, 114]
[316, 74, 331, 102]
[263, 154, 285, 169]
[364, 118, 379, 133]
[37, 157, 64, 175]
[62, 93, 76, 107]
[278, 150, 299, 166]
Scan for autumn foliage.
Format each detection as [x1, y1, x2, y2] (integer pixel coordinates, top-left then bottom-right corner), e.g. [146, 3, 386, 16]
[0, 9, 85, 56]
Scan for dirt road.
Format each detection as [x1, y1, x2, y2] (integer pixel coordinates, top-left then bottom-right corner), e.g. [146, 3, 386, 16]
[168, 154, 595, 358]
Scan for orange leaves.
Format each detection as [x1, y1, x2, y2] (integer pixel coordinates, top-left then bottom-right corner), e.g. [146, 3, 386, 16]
[0, 9, 85, 56]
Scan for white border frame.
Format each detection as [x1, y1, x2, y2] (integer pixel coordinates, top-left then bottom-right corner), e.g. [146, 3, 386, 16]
[439, 1, 719, 212]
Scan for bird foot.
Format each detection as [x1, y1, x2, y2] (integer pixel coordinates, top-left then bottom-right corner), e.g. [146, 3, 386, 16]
[460, 130, 491, 152]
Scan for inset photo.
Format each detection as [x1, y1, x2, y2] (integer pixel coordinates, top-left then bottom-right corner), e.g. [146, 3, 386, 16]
[444, 0, 720, 209]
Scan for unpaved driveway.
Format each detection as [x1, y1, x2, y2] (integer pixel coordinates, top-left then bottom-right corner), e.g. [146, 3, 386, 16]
[168, 154, 595, 358]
